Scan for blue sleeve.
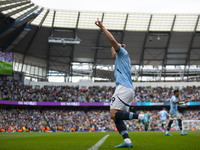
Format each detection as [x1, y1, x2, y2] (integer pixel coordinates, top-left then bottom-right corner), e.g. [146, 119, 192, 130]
[117, 46, 128, 57]
[175, 97, 179, 102]
[172, 96, 178, 103]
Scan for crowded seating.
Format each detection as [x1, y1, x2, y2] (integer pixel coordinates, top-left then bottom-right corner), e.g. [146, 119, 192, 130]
[0, 80, 200, 102]
[0, 108, 199, 132]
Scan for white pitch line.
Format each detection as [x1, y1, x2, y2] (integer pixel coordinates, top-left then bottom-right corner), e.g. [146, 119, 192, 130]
[88, 134, 110, 150]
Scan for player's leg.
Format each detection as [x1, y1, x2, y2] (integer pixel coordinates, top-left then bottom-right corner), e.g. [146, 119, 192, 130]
[115, 110, 149, 131]
[178, 118, 188, 135]
[110, 109, 132, 148]
[110, 86, 133, 148]
[161, 123, 164, 129]
[163, 120, 167, 131]
[110, 85, 149, 148]
[161, 120, 167, 132]
[110, 109, 133, 148]
[166, 118, 173, 136]
[114, 109, 144, 120]
[110, 85, 149, 129]
[160, 120, 164, 130]
[111, 110, 149, 148]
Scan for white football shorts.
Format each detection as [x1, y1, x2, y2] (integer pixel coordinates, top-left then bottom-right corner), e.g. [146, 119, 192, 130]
[110, 85, 135, 111]
[160, 120, 167, 125]
[169, 113, 181, 120]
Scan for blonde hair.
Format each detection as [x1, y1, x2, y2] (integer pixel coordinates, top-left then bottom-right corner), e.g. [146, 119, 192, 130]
[119, 43, 126, 48]
[121, 44, 126, 48]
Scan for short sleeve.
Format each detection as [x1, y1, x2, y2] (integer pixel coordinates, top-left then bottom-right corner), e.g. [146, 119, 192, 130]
[117, 46, 128, 57]
[172, 96, 178, 102]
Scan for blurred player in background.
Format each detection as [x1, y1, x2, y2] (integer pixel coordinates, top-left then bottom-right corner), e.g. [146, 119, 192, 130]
[0, 51, 5, 61]
[95, 18, 149, 148]
[159, 107, 168, 132]
[165, 90, 189, 136]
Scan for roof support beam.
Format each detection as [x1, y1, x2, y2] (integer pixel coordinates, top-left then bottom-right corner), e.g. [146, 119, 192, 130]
[162, 15, 176, 81]
[120, 13, 128, 44]
[15, 6, 38, 20]
[185, 15, 200, 81]
[0, 0, 27, 5]
[5, 3, 34, 17]
[185, 15, 200, 65]
[192, 47, 200, 49]
[0, 5, 38, 34]
[69, 12, 80, 81]
[46, 10, 56, 80]
[139, 14, 153, 81]
[0, 1, 30, 12]
[167, 52, 188, 55]
[143, 59, 163, 61]
[0, 8, 40, 50]
[21, 8, 46, 71]
[145, 47, 167, 49]
[93, 13, 104, 77]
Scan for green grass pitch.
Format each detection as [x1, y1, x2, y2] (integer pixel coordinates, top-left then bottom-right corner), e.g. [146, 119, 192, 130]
[0, 59, 12, 75]
[0, 131, 199, 150]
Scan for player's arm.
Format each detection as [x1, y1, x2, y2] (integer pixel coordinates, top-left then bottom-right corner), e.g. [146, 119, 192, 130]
[173, 98, 188, 104]
[158, 112, 160, 118]
[111, 47, 117, 59]
[180, 98, 189, 103]
[95, 18, 119, 51]
[179, 97, 190, 103]
[166, 113, 170, 118]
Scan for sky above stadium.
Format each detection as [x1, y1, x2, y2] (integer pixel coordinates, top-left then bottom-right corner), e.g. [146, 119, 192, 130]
[31, 0, 200, 13]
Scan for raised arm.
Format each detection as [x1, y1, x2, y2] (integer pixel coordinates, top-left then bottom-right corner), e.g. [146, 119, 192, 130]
[95, 18, 119, 51]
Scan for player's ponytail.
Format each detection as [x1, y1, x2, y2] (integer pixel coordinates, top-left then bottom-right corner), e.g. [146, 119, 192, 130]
[121, 44, 126, 48]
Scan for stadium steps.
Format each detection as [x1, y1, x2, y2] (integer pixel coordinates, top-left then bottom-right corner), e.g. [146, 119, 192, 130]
[42, 113, 54, 131]
[85, 112, 91, 128]
[38, 92, 43, 102]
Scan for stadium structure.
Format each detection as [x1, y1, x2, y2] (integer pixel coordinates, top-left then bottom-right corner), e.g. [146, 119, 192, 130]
[0, 0, 200, 82]
[0, 1, 200, 150]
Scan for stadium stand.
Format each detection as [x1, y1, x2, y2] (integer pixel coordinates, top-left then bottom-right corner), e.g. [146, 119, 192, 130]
[43, 109, 89, 132]
[0, 80, 40, 101]
[0, 0, 199, 136]
[0, 1, 200, 150]
[0, 108, 199, 132]
[1, 80, 199, 102]
[0, 108, 45, 132]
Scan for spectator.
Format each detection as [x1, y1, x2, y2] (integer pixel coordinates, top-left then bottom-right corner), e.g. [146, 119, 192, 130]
[0, 108, 199, 132]
[1, 80, 200, 102]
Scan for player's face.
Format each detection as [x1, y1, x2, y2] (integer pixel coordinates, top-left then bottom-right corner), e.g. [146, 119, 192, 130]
[175, 92, 179, 97]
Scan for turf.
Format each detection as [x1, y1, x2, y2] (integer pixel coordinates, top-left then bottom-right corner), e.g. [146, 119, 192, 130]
[0, 131, 199, 150]
[0, 60, 12, 75]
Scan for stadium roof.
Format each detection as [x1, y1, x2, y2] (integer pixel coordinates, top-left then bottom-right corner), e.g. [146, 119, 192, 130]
[0, 0, 200, 80]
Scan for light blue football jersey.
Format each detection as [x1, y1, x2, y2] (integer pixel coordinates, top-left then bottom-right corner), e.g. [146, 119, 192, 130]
[170, 95, 179, 114]
[159, 110, 168, 121]
[114, 46, 133, 90]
